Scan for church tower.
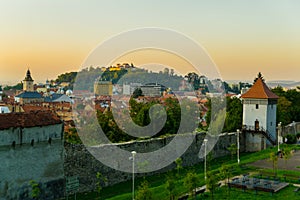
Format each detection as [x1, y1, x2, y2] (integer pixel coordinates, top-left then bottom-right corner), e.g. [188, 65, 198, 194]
[241, 75, 279, 152]
[23, 69, 34, 92]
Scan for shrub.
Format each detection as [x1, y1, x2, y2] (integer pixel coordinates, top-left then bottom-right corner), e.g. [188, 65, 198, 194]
[285, 134, 297, 144]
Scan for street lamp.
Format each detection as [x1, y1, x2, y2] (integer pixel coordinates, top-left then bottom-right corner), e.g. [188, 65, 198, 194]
[293, 121, 296, 135]
[237, 129, 240, 164]
[203, 139, 208, 180]
[131, 151, 136, 200]
[278, 122, 282, 152]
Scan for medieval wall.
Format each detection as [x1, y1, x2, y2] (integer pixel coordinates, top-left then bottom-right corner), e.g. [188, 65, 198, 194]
[64, 131, 240, 193]
[0, 124, 64, 200]
[0, 140, 64, 200]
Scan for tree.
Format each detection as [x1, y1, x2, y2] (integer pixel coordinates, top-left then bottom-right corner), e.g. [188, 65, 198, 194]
[29, 180, 41, 200]
[223, 97, 242, 132]
[227, 144, 237, 160]
[175, 158, 183, 177]
[96, 172, 107, 199]
[132, 88, 143, 98]
[253, 72, 264, 83]
[184, 172, 199, 199]
[218, 164, 231, 186]
[206, 171, 219, 200]
[165, 173, 176, 200]
[282, 145, 292, 169]
[218, 164, 233, 198]
[276, 96, 292, 125]
[136, 180, 153, 200]
[269, 152, 278, 175]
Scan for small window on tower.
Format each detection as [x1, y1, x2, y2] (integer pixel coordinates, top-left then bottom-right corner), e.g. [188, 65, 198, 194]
[256, 104, 259, 109]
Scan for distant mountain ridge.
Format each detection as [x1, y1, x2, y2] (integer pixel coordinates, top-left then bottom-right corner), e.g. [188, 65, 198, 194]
[266, 81, 300, 89]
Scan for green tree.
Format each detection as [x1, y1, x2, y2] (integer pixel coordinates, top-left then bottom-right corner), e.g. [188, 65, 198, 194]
[269, 152, 278, 175]
[175, 158, 183, 177]
[29, 180, 41, 200]
[136, 180, 153, 200]
[132, 88, 143, 98]
[218, 164, 232, 198]
[218, 164, 231, 186]
[223, 97, 242, 132]
[276, 96, 292, 125]
[282, 145, 292, 169]
[206, 171, 219, 200]
[96, 172, 107, 199]
[165, 173, 176, 200]
[227, 144, 237, 160]
[3, 82, 23, 90]
[184, 172, 199, 199]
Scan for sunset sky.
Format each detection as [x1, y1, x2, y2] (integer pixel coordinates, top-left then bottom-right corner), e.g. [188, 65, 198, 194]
[1, 0, 300, 85]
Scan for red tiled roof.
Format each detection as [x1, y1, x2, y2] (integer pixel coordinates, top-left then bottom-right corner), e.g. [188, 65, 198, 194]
[241, 78, 279, 99]
[0, 110, 62, 130]
[22, 104, 50, 112]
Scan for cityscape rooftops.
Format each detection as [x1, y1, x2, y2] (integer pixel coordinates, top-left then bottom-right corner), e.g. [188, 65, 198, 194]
[0, 110, 61, 130]
[15, 91, 43, 99]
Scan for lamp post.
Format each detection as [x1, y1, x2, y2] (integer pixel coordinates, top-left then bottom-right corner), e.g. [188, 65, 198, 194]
[237, 129, 240, 164]
[293, 121, 296, 135]
[204, 139, 208, 180]
[278, 122, 282, 152]
[131, 151, 136, 200]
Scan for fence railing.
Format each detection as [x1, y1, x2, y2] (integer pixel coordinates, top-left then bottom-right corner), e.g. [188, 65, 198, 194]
[242, 125, 276, 145]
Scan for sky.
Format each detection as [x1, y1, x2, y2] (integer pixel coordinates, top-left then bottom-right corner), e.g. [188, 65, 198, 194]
[1, 0, 300, 85]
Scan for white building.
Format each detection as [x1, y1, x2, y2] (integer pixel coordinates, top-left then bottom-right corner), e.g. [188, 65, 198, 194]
[241, 77, 279, 152]
[0, 106, 10, 113]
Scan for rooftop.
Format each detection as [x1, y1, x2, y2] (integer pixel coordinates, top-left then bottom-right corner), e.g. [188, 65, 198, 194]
[0, 110, 62, 130]
[15, 91, 42, 99]
[241, 78, 279, 99]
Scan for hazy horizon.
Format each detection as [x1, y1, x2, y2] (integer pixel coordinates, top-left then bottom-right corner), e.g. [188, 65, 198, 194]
[1, 1, 300, 84]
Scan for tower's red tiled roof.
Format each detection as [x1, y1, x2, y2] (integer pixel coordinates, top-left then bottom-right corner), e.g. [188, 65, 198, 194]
[241, 78, 279, 99]
[0, 110, 62, 130]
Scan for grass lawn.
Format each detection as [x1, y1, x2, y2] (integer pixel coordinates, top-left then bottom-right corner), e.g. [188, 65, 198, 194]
[65, 144, 300, 200]
[200, 184, 300, 200]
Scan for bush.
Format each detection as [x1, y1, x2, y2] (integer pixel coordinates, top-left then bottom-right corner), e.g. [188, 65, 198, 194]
[285, 134, 297, 144]
[296, 132, 300, 139]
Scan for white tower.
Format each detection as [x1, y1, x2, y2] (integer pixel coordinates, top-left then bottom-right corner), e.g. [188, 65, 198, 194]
[241, 77, 279, 152]
[23, 69, 34, 92]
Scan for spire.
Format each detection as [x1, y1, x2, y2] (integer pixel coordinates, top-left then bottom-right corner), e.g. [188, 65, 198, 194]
[24, 69, 33, 81]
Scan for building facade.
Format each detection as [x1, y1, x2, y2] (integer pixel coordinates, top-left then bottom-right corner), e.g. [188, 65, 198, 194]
[94, 81, 113, 96]
[241, 77, 279, 152]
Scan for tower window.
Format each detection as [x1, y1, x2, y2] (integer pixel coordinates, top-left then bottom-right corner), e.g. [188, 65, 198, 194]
[256, 104, 259, 109]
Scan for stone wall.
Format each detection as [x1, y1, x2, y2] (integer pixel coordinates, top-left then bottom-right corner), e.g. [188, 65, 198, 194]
[0, 124, 63, 146]
[64, 131, 240, 193]
[0, 139, 64, 200]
